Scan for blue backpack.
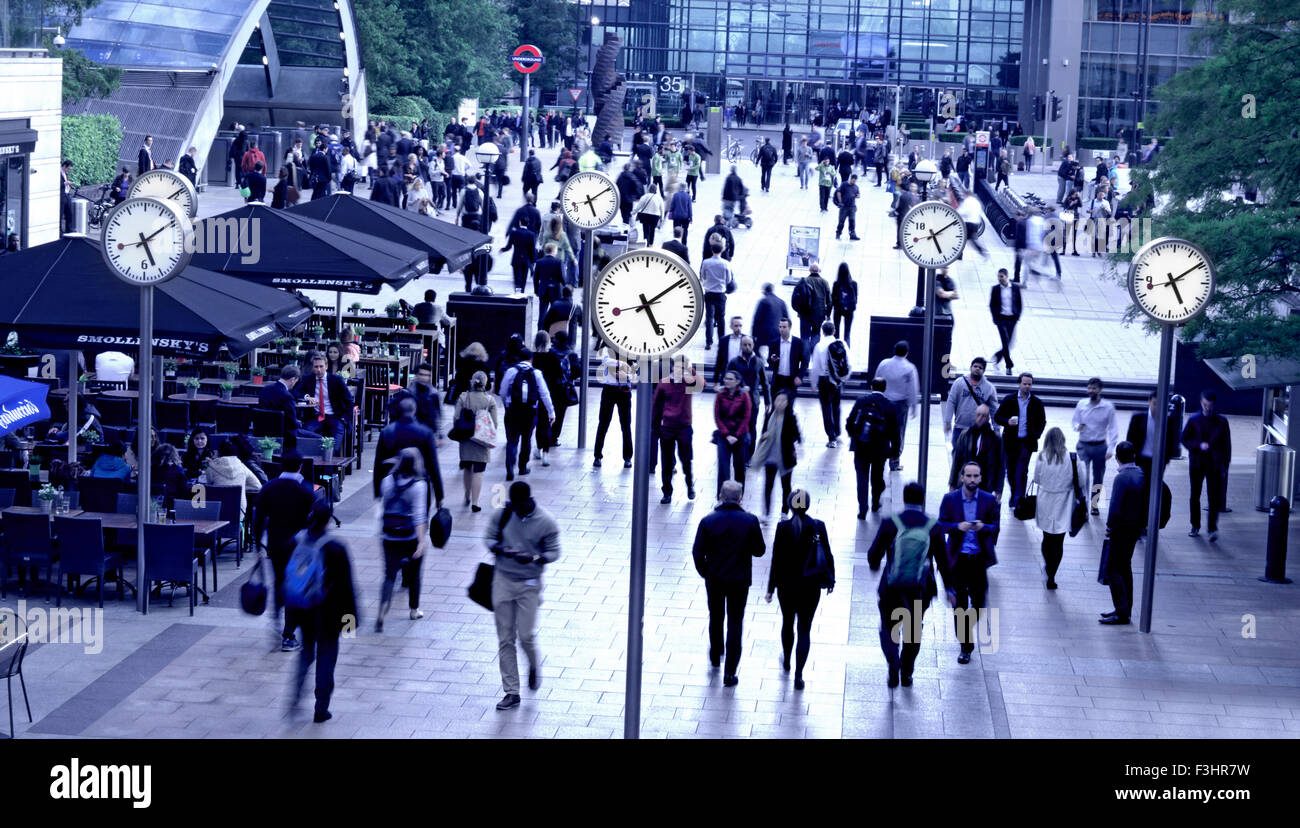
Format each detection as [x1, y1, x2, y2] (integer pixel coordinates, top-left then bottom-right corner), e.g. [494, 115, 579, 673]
[284, 530, 326, 609]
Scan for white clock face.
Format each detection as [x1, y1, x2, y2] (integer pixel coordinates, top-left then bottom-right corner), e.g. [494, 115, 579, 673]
[100, 197, 194, 286]
[129, 169, 198, 218]
[593, 248, 703, 358]
[899, 201, 967, 269]
[561, 170, 619, 229]
[1128, 237, 1215, 324]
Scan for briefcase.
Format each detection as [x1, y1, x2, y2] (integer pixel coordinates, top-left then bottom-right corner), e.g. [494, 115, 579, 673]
[1097, 538, 1111, 586]
[429, 507, 453, 548]
[468, 563, 494, 610]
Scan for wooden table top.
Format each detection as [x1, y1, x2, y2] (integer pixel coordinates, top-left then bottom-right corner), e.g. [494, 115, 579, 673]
[168, 392, 219, 402]
[0, 507, 230, 536]
[102, 389, 139, 399]
[225, 396, 262, 406]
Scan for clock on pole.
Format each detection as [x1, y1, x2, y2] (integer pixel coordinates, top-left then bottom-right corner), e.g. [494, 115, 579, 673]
[128, 168, 199, 219]
[567, 168, 620, 452]
[1127, 237, 1217, 634]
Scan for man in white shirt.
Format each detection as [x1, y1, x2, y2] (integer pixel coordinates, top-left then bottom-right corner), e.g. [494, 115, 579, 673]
[808, 321, 850, 446]
[957, 191, 988, 258]
[713, 316, 746, 387]
[766, 318, 805, 399]
[94, 351, 135, 384]
[874, 340, 919, 471]
[699, 241, 736, 350]
[1071, 376, 1120, 515]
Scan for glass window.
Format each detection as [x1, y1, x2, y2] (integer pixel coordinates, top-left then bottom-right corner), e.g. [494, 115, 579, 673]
[1148, 24, 1178, 53]
[1089, 22, 1118, 50]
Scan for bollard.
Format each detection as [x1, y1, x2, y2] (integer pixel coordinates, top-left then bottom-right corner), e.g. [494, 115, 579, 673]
[1260, 495, 1293, 584]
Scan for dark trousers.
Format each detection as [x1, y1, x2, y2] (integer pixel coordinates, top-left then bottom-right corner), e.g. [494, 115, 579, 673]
[307, 414, 346, 444]
[268, 543, 299, 639]
[771, 374, 797, 400]
[833, 309, 854, 345]
[619, 201, 633, 225]
[705, 578, 749, 676]
[294, 612, 341, 716]
[716, 434, 747, 497]
[430, 180, 447, 209]
[817, 377, 841, 440]
[448, 174, 464, 204]
[819, 185, 831, 211]
[760, 164, 774, 191]
[959, 170, 970, 188]
[1042, 532, 1065, 582]
[995, 171, 1009, 189]
[1189, 465, 1224, 532]
[504, 407, 537, 473]
[511, 264, 529, 293]
[890, 398, 910, 465]
[778, 584, 821, 677]
[61, 193, 74, 235]
[673, 219, 690, 247]
[704, 292, 727, 348]
[522, 181, 539, 202]
[638, 215, 658, 245]
[763, 465, 793, 516]
[686, 174, 698, 200]
[799, 317, 821, 352]
[659, 425, 693, 495]
[854, 449, 887, 513]
[992, 314, 1018, 369]
[1003, 434, 1033, 504]
[950, 555, 989, 654]
[1106, 530, 1139, 619]
[875, 163, 885, 186]
[549, 401, 568, 445]
[311, 183, 329, 200]
[594, 386, 633, 461]
[879, 589, 929, 676]
[380, 538, 421, 610]
[836, 207, 857, 236]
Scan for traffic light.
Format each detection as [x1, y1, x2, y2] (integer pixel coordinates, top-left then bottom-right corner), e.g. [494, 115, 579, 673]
[1051, 94, 1062, 122]
[1033, 95, 1043, 121]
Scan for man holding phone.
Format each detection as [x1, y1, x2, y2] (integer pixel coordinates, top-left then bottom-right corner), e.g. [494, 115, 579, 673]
[937, 462, 1000, 664]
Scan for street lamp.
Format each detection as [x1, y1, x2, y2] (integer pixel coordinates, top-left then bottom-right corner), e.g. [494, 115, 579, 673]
[473, 141, 501, 294]
[909, 158, 940, 315]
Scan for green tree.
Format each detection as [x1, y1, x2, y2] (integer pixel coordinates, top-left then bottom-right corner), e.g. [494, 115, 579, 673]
[39, 1, 122, 103]
[507, 0, 581, 95]
[1120, 0, 1300, 361]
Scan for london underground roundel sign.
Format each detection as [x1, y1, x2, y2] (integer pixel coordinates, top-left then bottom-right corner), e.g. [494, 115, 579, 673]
[512, 44, 544, 74]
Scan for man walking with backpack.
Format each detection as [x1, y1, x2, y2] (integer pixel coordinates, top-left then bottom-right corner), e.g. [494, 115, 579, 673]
[808, 321, 851, 446]
[288, 500, 357, 723]
[847, 378, 899, 518]
[868, 482, 946, 687]
[254, 455, 318, 652]
[791, 262, 832, 351]
[499, 348, 556, 481]
[757, 137, 778, 192]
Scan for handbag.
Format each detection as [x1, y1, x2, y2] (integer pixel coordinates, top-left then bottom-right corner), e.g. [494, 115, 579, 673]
[448, 407, 475, 442]
[1014, 481, 1038, 521]
[240, 558, 268, 616]
[429, 506, 453, 548]
[470, 408, 497, 447]
[1097, 537, 1111, 586]
[564, 382, 580, 406]
[468, 562, 495, 610]
[800, 523, 834, 590]
[1068, 452, 1089, 537]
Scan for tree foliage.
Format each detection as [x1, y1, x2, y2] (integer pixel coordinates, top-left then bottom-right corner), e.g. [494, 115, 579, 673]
[57, 41, 122, 104]
[507, 0, 581, 94]
[62, 113, 123, 186]
[1120, 0, 1300, 361]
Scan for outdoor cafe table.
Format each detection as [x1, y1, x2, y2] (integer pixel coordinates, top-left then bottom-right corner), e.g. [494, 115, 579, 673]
[1, 506, 228, 536]
[225, 395, 262, 406]
[167, 392, 219, 402]
[102, 389, 139, 399]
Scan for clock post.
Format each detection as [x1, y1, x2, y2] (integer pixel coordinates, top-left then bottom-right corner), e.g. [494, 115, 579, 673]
[625, 354, 654, 739]
[1140, 324, 1174, 634]
[578, 227, 594, 448]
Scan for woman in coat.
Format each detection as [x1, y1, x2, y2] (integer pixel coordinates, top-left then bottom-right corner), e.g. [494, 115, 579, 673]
[631, 187, 665, 246]
[766, 489, 834, 690]
[529, 331, 564, 466]
[451, 342, 490, 406]
[1031, 426, 1074, 589]
[749, 388, 802, 519]
[454, 371, 497, 512]
[713, 370, 752, 499]
[201, 440, 263, 517]
[831, 262, 859, 346]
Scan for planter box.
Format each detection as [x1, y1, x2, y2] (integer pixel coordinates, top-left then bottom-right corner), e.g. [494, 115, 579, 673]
[185, 388, 198, 399]
[253, 375, 264, 385]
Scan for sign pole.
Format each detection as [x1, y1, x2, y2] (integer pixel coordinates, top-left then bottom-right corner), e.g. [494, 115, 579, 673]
[577, 228, 594, 449]
[918, 266, 935, 494]
[137, 286, 154, 614]
[521, 73, 531, 154]
[1139, 324, 1174, 633]
[625, 367, 653, 739]
[66, 351, 79, 466]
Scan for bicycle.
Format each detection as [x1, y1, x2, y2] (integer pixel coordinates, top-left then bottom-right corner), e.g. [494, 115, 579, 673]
[77, 183, 114, 230]
[724, 133, 743, 163]
[748, 137, 762, 165]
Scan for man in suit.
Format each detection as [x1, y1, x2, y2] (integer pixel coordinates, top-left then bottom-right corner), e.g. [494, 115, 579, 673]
[662, 224, 691, 265]
[508, 192, 542, 236]
[790, 263, 832, 351]
[767, 318, 805, 399]
[702, 215, 734, 261]
[937, 461, 1000, 663]
[244, 161, 268, 203]
[59, 160, 75, 236]
[533, 243, 565, 323]
[1127, 390, 1180, 480]
[993, 372, 1047, 508]
[1181, 390, 1231, 542]
[989, 268, 1023, 374]
[178, 146, 198, 187]
[308, 144, 333, 199]
[300, 352, 354, 445]
[253, 455, 317, 652]
[751, 282, 788, 361]
[137, 135, 155, 176]
[259, 364, 318, 449]
[372, 397, 444, 507]
[847, 378, 899, 517]
[691, 480, 765, 686]
[501, 219, 538, 294]
[368, 165, 402, 207]
[615, 162, 644, 225]
[727, 336, 769, 462]
[1102, 441, 1147, 624]
[949, 405, 1004, 496]
[713, 316, 746, 386]
[389, 362, 441, 438]
[868, 481, 946, 687]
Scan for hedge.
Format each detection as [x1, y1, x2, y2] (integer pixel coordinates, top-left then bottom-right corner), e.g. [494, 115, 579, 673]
[1078, 137, 1120, 150]
[62, 113, 122, 186]
[373, 110, 454, 131]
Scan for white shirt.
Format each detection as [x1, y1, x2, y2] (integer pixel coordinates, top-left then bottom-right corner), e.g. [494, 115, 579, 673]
[723, 334, 743, 368]
[1072, 397, 1119, 446]
[999, 284, 1014, 315]
[809, 337, 846, 383]
[875, 355, 919, 406]
[1141, 411, 1158, 458]
[451, 153, 469, 175]
[778, 339, 792, 376]
[957, 195, 983, 224]
[1026, 214, 1045, 251]
[94, 351, 135, 382]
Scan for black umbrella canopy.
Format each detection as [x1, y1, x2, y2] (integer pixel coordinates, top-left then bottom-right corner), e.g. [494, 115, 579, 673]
[0, 237, 312, 358]
[292, 194, 492, 274]
[190, 204, 428, 295]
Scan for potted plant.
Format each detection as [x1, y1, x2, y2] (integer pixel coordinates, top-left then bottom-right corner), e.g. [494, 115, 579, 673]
[82, 427, 102, 447]
[163, 359, 178, 378]
[37, 483, 57, 514]
[251, 365, 266, 385]
[312, 325, 326, 339]
[182, 377, 202, 399]
[320, 436, 335, 462]
[219, 381, 235, 401]
[257, 437, 280, 463]
[77, 373, 89, 394]
[385, 301, 403, 318]
[348, 301, 363, 314]
[273, 337, 284, 353]
[220, 361, 239, 381]
[406, 315, 418, 332]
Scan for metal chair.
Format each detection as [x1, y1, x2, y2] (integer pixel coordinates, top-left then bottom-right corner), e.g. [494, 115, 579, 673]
[53, 516, 127, 608]
[155, 400, 190, 433]
[202, 484, 244, 571]
[0, 471, 30, 506]
[0, 512, 57, 599]
[95, 396, 133, 428]
[77, 477, 121, 513]
[142, 523, 199, 615]
[173, 500, 221, 592]
[296, 435, 324, 457]
[0, 634, 31, 739]
[252, 408, 286, 440]
[193, 398, 218, 431]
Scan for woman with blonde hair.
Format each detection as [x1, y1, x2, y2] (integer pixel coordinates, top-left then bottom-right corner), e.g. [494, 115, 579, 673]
[455, 371, 498, 512]
[1031, 426, 1074, 590]
[452, 341, 490, 405]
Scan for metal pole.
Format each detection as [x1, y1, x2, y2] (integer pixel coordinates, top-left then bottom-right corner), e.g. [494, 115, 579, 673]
[577, 228, 594, 448]
[1139, 324, 1174, 633]
[521, 74, 531, 155]
[917, 267, 936, 493]
[625, 372, 653, 739]
[67, 351, 79, 466]
[137, 286, 155, 613]
[335, 290, 343, 340]
[1135, 0, 1153, 163]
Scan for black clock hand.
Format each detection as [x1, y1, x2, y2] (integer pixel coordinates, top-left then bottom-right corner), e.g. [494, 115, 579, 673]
[639, 294, 664, 335]
[929, 229, 944, 254]
[138, 232, 156, 266]
[1172, 262, 1205, 281]
[638, 278, 688, 307]
[584, 194, 598, 216]
[1162, 273, 1184, 305]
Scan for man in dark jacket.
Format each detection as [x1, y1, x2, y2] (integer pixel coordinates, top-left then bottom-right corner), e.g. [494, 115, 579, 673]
[892, 182, 917, 247]
[1181, 390, 1231, 541]
[1102, 441, 1147, 624]
[388, 362, 441, 437]
[254, 455, 317, 652]
[767, 318, 806, 399]
[868, 481, 946, 686]
[178, 147, 198, 187]
[937, 461, 1000, 663]
[1012, 211, 1030, 283]
[722, 165, 745, 205]
[289, 501, 358, 723]
[1127, 390, 1181, 480]
[834, 174, 861, 241]
[948, 405, 1004, 496]
[501, 220, 539, 294]
[532, 243, 565, 321]
[1057, 152, 1077, 203]
[244, 162, 268, 203]
[308, 145, 333, 200]
[259, 364, 319, 450]
[836, 146, 854, 183]
[701, 215, 735, 261]
[790, 263, 832, 350]
[751, 283, 788, 360]
[301, 352, 355, 445]
[691, 480, 765, 685]
[372, 397, 444, 507]
[993, 372, 1046, 507]
[508, 192, 542, 235]
[615, 163, 644, 225]
[138, 135, 155, 176]
[521, 149, 544, 202]
[662, 225, 690, 265]
[847, 379, 899, 517]
[989, 269, 1023, 373]
[727, 336, 769, 461]
[757, 138, 778, 192]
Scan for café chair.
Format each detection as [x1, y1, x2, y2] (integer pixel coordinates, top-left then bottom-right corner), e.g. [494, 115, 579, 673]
[0, 633, 31, 739]
[142, 523, 199, 616]
[53, 516, 127, 608]
[173, 500, 221, 592]
[0, 512, 57, 600]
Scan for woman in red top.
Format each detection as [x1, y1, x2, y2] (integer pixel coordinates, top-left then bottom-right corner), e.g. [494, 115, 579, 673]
[713, 369, 753, 499]
[652, 356, 701, 504]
